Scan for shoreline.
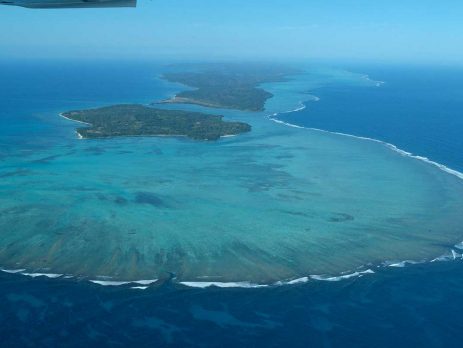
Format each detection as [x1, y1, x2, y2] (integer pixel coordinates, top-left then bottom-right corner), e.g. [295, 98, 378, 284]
[70, 130, 235, 141]
[1, 244, 461, 289]
[59, 112, 92, 126]
[59, 111, 248, 141]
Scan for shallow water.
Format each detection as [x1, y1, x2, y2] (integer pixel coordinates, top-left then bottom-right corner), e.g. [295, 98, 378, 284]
[1, 61, 463, 284]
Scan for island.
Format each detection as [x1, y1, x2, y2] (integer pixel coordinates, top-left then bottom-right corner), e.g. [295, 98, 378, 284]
[159, 64, 300, 111]
[61, 104, 251, 141]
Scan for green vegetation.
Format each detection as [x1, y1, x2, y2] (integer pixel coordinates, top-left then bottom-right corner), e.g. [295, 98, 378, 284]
[62, 104, 251, 141]
[160, 64, 300, 111]
[61, 65, 300, 140]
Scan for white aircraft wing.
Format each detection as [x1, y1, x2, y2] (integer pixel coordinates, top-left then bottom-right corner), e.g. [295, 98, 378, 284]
[0, 0, 136, 8]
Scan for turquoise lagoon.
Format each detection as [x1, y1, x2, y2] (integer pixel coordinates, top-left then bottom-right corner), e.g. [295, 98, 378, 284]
[1, 64, 463, 284]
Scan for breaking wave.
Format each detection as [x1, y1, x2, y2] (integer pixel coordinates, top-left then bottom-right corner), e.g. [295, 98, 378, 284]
[268, 104, 463, 181]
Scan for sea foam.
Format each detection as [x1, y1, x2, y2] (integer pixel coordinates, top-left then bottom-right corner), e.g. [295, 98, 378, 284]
[268, 116, 463, 181]
[180, 281, 268, 289]
[386, 260, 424, 268]
[309, 269, 375, 282]
[274, 277, 310, 286]
[21, 273, 63, 279]
[90, 279, 158, 287]
[90, 280, 132, 286]
[0, 268, 26, 274]
[361, 74, 385, 87]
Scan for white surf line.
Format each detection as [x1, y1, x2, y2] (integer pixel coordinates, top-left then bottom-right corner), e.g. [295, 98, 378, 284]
[431, 250, 463, 262]
[59, 113, 90, 140]
[267, 114, 463, 181]
[361, 74, 385, 87]
[21, 272, 63, 279]
[59, 113, 92, 126]
[89, 279, 158, 287]
[286, 103, 308, 113]
[2, 252, 461, 288]
[269, 117, 305, 129]
[386, 260, 425, 268]
[274, 277, 309, 286]
[452, 250, 462, 260]
[311, 127, 463, 181]
[179, 281, 269, 289]
[131, 279, 158, 285]
[180, 269, 377, 288]
[90, 280, 131, 286]
[0, 267, 159, 287]
[0, 268, 26, 274]
[278, 101, 309, 115]
[309, 269, 375, 282]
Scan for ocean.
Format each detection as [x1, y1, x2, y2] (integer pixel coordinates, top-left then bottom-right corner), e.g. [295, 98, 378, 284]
[0, 60, 462, 347]
[277, 63, 463, 172]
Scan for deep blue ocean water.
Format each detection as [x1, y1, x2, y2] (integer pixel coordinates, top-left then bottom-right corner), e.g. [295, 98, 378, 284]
[278, 64, 463, 172]
[1, 61, 463, 347]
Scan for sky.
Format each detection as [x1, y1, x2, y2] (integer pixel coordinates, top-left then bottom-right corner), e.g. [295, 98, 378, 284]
[1, 0, 463, 64]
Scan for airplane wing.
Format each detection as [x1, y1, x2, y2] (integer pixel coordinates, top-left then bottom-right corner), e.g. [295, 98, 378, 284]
[0, 0, 136, 8]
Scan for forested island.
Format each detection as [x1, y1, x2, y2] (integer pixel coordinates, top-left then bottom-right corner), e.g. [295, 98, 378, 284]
[159, 64, 300, 111]
[61, 104, 251, 141]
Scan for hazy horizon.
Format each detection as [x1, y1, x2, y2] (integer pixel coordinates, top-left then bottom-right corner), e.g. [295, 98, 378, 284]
[1, 0, 462, 65]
